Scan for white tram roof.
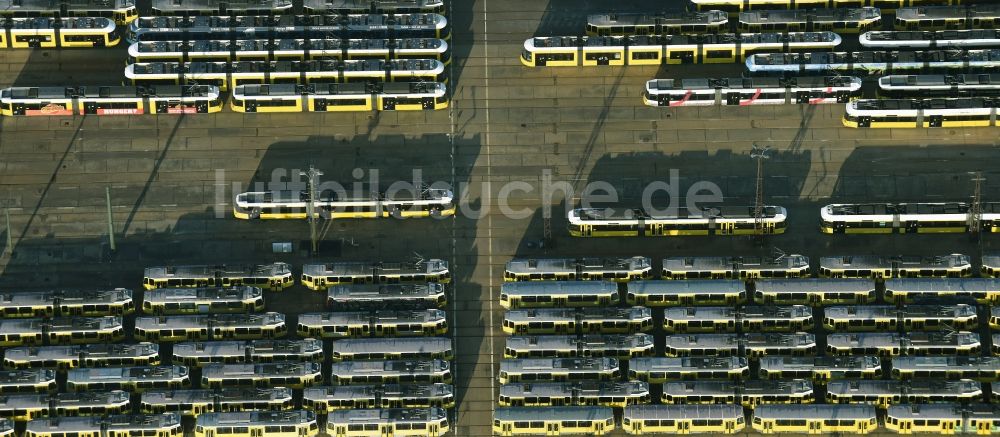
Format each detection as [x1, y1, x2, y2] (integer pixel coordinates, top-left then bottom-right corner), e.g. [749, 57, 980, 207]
[631, 356, 747, 371]
[985, 254, 1000, 269]
[144, 286, 261, 302]
[627, 280, 744, 295]
[327, 407, 446, 423]
[0, 0, 133, 12]
[329, 359, 449, 374]
[740, 7, 879, 24]
[759, 355, 881, 369]
[505, 256, 651, 274]
[173, 339, 322, 357]
[305, 383, 453, 400]
[663, 305, 811, 320]
[499, 381, 648, 398]
[144, 263, 291, 279]
[135, 38, 445, 55]
[0, 393, 48, 408]
[236, 183, 452, 204]
[234, 82, 447, 99]
[663, 333, 814, 348]
[143, 387, 293, 404]
[850, 98, 1000, 112]
[303, 259, 448, 277]
[331, 337, 451, 354]
[663, 255, 809, 271]
[505, 306, 652, 323]
[892, 356, 1000, 369]
[755, 404, 876, 420]
[303, 0, 444, 10]
[501, 281, 619, 296]
[134, 13, 447, 29]
[826, 304, 976, 319]
[128, 59, 445, 76]
[664, 379, 812, 395]
[45, 390, 131, 405]
[827, 379, 980, 396]
[527, 32, 839, 51]
[755, 278, 875, 293]
[0, 288, 132, 306]
[500, 358, 619, 372]
[2, 16, 115, 30]
[570, 205, 785, 221]
[0, 369, 55, 384]
[201, 362, 321, 377]
[299, 310, 446, 325]
[136, 312, 285, 328]
[588, 10, 728, 27]
[896, 4, 1000, 21]
[151, 0, 292, 12]
[69, 365, 188, 381]
[886, 404, 988, 420]
[196, 410, 315, 427]
[823, 202, 972, 217]
[327, 283, 445, 298]
[624, 404, 743, 420]
[647, 76, 860, 93]
[864, 29, 1000, 43]
[881, 74, 1000, 87]
[25, 414, 181, 433]
[885, 278, 1000, 293]
[827, 331, 979, 347]
[494, 406, 614, 422]
[3, 342, 158, 361]
[0, 316, 121, 332]
[506, 334, 654, 350]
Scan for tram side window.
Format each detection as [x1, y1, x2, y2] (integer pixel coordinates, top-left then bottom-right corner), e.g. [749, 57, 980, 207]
[65, 35, 100, 42]
[538, 54, 574, 62]
[16, 35, 52, 43]
[327, 99, 369, 106]
[257, 99, 299, 107]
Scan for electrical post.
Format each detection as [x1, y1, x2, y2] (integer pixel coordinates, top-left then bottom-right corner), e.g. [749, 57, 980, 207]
[751, 145, 771, 245]
[4, 207, 11, 256]
[970, 171, 984, 238]
[301, 166, 323, 255]
[105, 187, 116, 253]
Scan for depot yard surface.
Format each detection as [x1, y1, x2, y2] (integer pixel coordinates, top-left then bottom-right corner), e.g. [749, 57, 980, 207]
[0, 0, 999, 436]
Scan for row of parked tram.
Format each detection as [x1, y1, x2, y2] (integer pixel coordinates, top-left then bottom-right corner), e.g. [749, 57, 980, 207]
[585, 4, 1000, 36]
[495, 250, 1000, 436]
[566, 200, 1000, 237]
[0, 254, 456, 437]
[503, 254, 1000, 282]
[116, 1, 450, 114]
[529, 2, 1000, 129]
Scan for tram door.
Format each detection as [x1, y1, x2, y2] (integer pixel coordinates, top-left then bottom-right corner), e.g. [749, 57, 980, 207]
[547, 423, 559, 435]
[928, 115, 943, 128]
[250, 428, 263, 437]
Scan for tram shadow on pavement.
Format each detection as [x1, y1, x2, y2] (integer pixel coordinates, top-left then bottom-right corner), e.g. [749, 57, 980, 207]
[510, 143, 1000, 271]
[533, 0, 688, 37]
[250, 133, 487, 411]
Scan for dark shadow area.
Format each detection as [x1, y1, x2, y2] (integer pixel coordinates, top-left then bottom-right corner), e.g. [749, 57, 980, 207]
[533, 0, 687, 36]
[512, 143, 1000, 272]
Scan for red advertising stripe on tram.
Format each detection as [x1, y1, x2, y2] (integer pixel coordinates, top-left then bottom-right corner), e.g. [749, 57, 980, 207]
[97, 108, 144, 115]
[809, 87, 834, 104]
[668, 90, 693, 107]
[739, 88, 762, 106]
[167, 106, 198, 114]
[26, 103, 73, 116]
